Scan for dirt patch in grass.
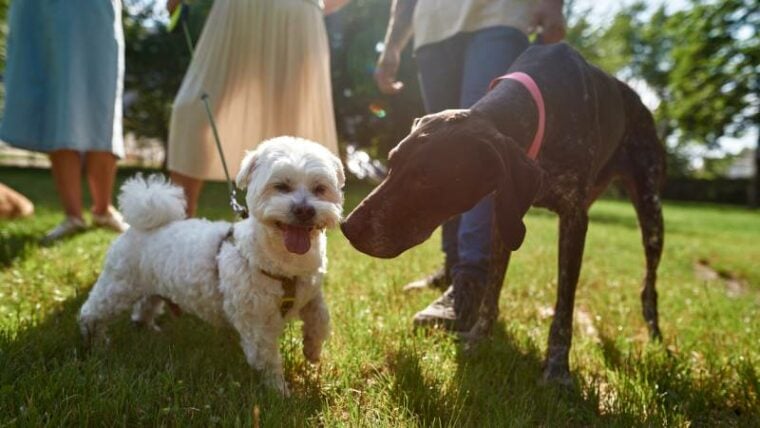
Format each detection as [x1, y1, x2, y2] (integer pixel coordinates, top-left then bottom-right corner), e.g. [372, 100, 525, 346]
[694, 258, 748, 298]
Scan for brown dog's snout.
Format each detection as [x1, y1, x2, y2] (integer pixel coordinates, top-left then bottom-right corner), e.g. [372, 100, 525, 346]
[292, 203, 316, 223]
[341, 207, 410, 259]
[340, 212, 366, 245]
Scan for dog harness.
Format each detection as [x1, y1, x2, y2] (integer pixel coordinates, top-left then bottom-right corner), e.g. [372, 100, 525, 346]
[489, 72, 546, 160]
[259, 269, 298, 317]
[217, 228, 298, 318]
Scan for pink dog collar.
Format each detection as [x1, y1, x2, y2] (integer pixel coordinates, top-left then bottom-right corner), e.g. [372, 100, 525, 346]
[489, 72, 546, 160]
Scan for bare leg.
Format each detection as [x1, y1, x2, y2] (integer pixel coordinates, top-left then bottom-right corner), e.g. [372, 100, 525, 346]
[170, 171, 204, 217]
[85, 151, 118, 215]
[50, 150, 84, 219]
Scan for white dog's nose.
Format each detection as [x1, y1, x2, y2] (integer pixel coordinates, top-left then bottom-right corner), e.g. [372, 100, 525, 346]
[292, 203, 316, 223]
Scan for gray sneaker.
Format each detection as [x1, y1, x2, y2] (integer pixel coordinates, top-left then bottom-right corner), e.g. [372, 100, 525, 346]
[403, 259, 455, 292]
[41, 216, 87, 245]
[412, 273, 486, 332]
[403, 267, 449, 292]
[412, 286, 457, 330]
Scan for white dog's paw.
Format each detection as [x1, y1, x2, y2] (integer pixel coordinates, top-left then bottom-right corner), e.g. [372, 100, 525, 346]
[79, 318, 110, 349]
[303, 339, 322, 364]
[265, 373, 290, 397]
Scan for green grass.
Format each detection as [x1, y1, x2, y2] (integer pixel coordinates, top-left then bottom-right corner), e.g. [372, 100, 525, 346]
[1, 166, 758, 426]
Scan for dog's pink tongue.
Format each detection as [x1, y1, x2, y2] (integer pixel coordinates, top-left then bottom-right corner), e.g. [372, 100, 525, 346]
[283, 226, 311, 254]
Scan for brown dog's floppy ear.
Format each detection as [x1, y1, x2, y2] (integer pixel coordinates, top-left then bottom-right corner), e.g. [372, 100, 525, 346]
[411, 114, 435, 132]
[485, 136, 542, 251]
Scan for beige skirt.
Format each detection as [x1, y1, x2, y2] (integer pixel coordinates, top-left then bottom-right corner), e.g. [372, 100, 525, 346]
[168, 0, 338, 181]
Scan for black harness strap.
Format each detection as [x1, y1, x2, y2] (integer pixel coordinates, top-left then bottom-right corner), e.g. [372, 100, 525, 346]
[216, 227, 298, 318]
[215, 227, 235, 280]
[259, 269, 298, 318]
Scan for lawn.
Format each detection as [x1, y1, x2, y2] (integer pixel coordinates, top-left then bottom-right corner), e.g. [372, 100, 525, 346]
[1, 166, 758, 426]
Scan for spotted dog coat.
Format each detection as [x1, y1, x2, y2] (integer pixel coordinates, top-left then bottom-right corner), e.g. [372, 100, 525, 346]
[341, 43, 666, 384]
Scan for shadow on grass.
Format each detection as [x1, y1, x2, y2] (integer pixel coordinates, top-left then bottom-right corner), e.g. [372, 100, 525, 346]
[0, 228, 40, 267]
[529, 204, 642, 231]
[0, 293, 327, 426]
[385, 323, 644, 426]
[598, 331, 760, 425]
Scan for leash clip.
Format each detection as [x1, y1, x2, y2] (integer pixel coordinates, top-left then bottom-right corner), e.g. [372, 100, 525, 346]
[229, 189, 249, 219]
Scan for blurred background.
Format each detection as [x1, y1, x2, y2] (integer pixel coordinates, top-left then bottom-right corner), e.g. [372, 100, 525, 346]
[0, 0, 757, 206]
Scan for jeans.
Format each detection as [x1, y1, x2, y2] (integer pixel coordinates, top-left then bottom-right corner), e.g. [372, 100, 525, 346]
[415, 26, 529, 282]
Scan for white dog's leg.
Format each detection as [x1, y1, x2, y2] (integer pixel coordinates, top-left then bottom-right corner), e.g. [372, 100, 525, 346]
[79, 274, 141, 346]
[300, 292, 331, 364]
[130, 295, 165, 331]
[238, 324, 289, 396]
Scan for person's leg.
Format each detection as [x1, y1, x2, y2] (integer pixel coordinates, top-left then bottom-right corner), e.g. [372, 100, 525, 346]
[42, 150, 87, 243]
[170, 170, 204, 217]
[50, 150, 84, 219]
[451, 26, 530, 330]
[85, 151, 117, 216]
[86, 151, 129, 232]
[409, 36, 467, 290]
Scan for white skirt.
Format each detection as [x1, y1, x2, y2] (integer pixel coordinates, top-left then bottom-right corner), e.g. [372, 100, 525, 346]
[168, 0, 338, 181]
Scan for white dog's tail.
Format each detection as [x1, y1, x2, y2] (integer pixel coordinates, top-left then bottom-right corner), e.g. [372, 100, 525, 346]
[118, 174, 187, 231]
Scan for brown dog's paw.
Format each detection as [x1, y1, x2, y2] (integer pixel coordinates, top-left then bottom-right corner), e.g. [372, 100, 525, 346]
[541, 364, 574, 387]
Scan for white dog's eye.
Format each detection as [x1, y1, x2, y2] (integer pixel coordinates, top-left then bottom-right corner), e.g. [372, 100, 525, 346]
[313, 184, 327, 196]
[274, 183, 292, 193]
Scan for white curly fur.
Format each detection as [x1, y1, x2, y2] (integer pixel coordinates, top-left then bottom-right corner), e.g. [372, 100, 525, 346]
[118, 174, 187, 230]
[78, 137, 345, 396]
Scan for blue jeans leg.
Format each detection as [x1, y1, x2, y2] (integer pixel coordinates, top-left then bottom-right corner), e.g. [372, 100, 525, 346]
[415, 36, 467, 268]
[453, 26, 529, 282]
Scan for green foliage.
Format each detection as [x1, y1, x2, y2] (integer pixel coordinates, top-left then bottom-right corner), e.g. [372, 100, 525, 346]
[122, 0, 212, 143]
[0, 0, 7, 73]
[564, 0, 758, 180]
[1, 167, 759, 425]
[327, 1, 424, 157]
[667, 0, 758, 147]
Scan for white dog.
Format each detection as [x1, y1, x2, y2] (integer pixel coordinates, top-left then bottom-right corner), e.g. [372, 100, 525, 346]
[78, 136, 345, 395]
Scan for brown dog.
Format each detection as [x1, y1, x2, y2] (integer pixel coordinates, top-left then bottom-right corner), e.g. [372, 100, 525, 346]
[341, 43, 665, 384]
[0, 183, 34, 219]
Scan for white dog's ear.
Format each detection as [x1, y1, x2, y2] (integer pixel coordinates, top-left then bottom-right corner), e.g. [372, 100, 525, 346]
[236, 150, 257, 190]
[332, 155, 346, 189]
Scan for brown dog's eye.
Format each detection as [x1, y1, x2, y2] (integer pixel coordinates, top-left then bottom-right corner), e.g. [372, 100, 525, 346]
[274, 183, 292, 193]
[313, 184, 327, 196]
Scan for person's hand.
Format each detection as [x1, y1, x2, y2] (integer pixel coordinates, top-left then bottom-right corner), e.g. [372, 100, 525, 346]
[167, 0, 182, 15]
[530, 0, 566, 44]
[374, 48, 404, 95]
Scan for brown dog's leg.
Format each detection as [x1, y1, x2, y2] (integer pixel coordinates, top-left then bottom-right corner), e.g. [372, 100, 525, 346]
[461, 223, 511, 343]
[543, 209, 589, 385]
[623, 173, 664, 340]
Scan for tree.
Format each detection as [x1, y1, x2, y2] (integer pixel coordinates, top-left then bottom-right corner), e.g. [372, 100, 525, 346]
[666, 0, 759, 205]
[570, 1, 758, 196]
